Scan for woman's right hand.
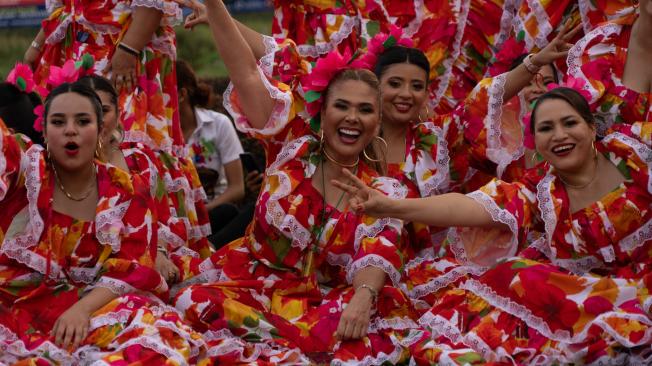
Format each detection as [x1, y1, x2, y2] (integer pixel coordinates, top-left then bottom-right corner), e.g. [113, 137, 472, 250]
[172, 0, 208, 29]
[156, 251, 180, 283]
[532, 20, 582, 66]
[23, 45, 41, 69]
[331, 169, 395, 218]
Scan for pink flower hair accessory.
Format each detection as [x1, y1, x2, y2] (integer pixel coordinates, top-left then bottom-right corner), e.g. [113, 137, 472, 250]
[300, 48, 365, 132]
[546, 76, 592, 103]
[356, 25, 414, 71]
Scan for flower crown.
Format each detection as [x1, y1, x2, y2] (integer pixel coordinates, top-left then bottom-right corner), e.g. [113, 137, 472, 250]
[300, 48, 367, 132]
[521, 77, 593, 149]
[8, 54, 97, 132]
[356, 25, 415, 71]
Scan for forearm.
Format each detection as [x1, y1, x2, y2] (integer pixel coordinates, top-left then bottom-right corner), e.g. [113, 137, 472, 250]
[204, 0, 273, 128]
[502, 63, 536, 102]
[389, 193, 502, 228]
[209, 184, 244, 207]
[235, 19, 267, 60]
[32, 28, 46, 45]
[352, 266, 386, 294]
[121, 6, 163, 51]
[72, 287, 118, 315]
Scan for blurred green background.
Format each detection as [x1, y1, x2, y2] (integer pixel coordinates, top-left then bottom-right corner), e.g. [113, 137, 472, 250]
[0, 11, 273, 78]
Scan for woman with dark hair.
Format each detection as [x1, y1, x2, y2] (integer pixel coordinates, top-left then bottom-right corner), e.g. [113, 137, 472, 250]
[175, 60, 246, 243]
[171, 1, 431, 364]
[0, 81, 203, 363]
[78, 74, 212, 285]
[335, 87, 652, 364]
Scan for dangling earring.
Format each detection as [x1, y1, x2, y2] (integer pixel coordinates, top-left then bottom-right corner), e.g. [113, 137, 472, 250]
[363, 135, 389, 162]
[45, 141, 52, 162]
[418, 104, 430, 123]
[319, 129, 325, 152]
[95, 139, 104, 161]
[592, 140, 598, 160]
[530, 150, 540, 166]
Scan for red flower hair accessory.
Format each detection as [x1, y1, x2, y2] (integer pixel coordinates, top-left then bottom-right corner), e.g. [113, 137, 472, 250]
[356, 25, 415, 70]
[488, 36, 527, 77]
[300, 48, 365, 132]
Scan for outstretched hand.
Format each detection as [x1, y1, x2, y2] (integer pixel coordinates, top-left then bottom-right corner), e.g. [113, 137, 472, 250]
[532, 20, 582, 66]
[173, 0, 208, 29]
[331, 168, 395, 218]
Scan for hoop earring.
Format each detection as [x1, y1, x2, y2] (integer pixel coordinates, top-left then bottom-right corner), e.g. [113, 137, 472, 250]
[363, 135, 389, 162]
[319, 129, 325, 152]
[530, 150, 540, 166]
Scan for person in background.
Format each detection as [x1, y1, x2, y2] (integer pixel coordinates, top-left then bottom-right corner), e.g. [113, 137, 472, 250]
[176, 60, 245, 238]
[0, 82, 44, 146]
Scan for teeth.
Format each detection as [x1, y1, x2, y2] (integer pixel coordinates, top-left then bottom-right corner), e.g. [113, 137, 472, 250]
[553, 144, 574, 153]
[339, 128, 360, 137]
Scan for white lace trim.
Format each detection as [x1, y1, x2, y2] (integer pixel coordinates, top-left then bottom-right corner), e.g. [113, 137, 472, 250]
[0, 325, 74, 364]
[619, 219, 652, 253]
[410, 122, 451, 196]
[419, 311, 463, 344]
[295, 14, 357, 58]
[485, 73, 524, 178]
[528, 0, 554, 49]
[345, 253, 402, 287]
[430, 0, 470, 109]
[259, 35, 280, 77]
[403, 0, 425, 37]
[109, 335, 186, 364]
[95, 200, 130, 254]
[367, 316, 419, 332]
[45, 15, 73, 46]
[91, 276, 139, 296]
[263, 136, 316, 251]
[122, 130, 176, 154]
[495, 0, 518, 54]
[603, 132, 652, 194]
[0, 146, 48, 275]
[226, 66, 294, 139]
[131, 0, 183, 25]
[461, 278, 652, 346]
[566, 22, 623, 105]
[0, 130, 6, 201]
[408, 264, 486, 300]
[331, 337, 405, 366]
[89, 309, 133, 331]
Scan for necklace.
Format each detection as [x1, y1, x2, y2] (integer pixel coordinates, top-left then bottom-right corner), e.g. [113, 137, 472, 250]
[302, 160, 354, 276]
[558, 156, 599, 190]
[52, 162, 97, 202]
[323, 147, 359, 168]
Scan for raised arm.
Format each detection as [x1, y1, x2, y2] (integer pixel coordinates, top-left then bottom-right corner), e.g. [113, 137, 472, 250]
[202, 0, 274, 129]
[333, 169, 501, 229]
[502, 22, 581, 101]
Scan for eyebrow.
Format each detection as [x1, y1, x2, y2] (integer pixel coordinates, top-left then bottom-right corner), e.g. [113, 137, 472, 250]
[536, 115, 577, 125]
[49, 112, 93, 117]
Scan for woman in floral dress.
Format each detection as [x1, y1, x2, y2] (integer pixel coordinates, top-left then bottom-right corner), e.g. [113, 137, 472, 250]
[0, 82, 204, 364]
[336, 87, 652, 364]
[171, 1, 431, 364]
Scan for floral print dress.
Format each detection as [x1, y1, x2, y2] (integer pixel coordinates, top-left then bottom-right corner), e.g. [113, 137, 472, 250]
[568, 11, 652, 134]
[173, 70, 431, 365]
[409, 122, 652, 365]
[0, 122, 205, 364]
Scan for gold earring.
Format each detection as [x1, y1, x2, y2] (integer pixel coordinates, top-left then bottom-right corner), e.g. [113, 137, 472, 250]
[95, 139, 104, 160]
[531, 150, 540, 166]
[592, 140, 598, 160]
[418, 104, 430, 123]
[363, 135, 389, 162]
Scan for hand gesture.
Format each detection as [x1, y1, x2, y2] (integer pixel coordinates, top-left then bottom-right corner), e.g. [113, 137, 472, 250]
[156, 251, 180, 284]
[103, 48, 139, 93]
[331, 168, 395, 218]
[172, 0, 208, 29]
[52, 303, 91, 350]
[335, 289, 374, 340]
[532, 20, 582, 66]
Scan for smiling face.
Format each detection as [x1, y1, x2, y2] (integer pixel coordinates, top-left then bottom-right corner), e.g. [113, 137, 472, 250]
[320, 78, 380, 164]
[533, 98, 596, 174]
[44, 92, 100, 173]
[523, 64, 556, 107]
[379, 63, 429, 125]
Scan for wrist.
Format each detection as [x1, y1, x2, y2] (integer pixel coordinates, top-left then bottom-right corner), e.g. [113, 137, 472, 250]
[355, 284, 378, 305]
[117, 42, 141, 58]
[523, 53, 542, 74]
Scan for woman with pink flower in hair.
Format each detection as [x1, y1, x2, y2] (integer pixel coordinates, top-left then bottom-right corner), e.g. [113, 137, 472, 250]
[335, 86, 652, 364]
[171, 1, 430, 364]
[0, 76, 205, 363]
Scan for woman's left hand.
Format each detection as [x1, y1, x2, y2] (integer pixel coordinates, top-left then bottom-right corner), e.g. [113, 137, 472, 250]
[52, 304, 91, 350]
[105, 48, 139, 93]
[335, 290, 374, 340]
[156, 251, 180, 284]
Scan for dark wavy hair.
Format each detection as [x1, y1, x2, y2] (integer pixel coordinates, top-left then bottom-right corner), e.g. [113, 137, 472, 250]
[176, 59, 213, 108]
[43, 82, 104, 131]
[374, 46, 430, 82]
[0, 82, 44, 145]
[530, 87, 594, 133]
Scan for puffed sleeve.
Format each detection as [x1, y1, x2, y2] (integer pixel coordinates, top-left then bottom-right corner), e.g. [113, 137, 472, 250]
[344, 176, 407, 287]
[449, 173, 541, 267]
[91, 168, 167, 297]
[130, 0, 182, 25]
